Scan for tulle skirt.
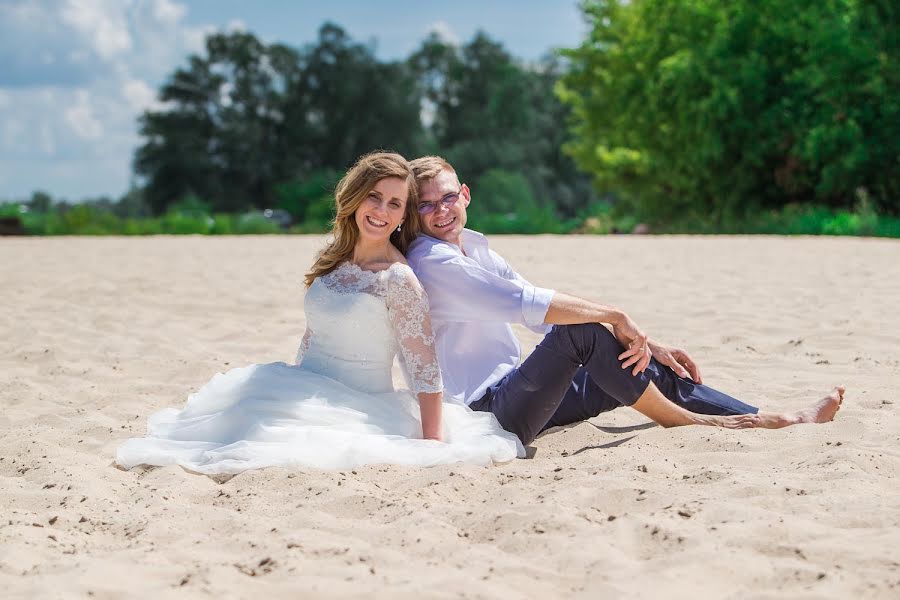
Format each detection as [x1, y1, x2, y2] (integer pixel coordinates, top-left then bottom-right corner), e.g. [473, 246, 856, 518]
[117, 362, 524, 474]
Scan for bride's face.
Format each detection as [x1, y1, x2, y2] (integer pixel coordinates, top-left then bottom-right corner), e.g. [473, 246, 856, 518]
[354, 177, 408, 243]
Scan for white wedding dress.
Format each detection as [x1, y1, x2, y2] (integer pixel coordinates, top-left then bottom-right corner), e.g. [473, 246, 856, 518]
[117, 261, 524, 474]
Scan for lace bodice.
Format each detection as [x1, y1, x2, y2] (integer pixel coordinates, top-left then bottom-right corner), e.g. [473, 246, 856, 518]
[295, 261, 442, 395]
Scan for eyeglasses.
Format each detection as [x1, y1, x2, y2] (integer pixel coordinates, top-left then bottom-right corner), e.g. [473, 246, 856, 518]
[417, 187, 463, 215]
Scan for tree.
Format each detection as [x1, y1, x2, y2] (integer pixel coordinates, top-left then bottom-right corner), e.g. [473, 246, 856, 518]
[28, 191, 53, 213]
[135, 31, 302, 214]
[134, 23, 594, 222]
[408, 33, 596, 217]
[135, 24, 424, 215]
[284, 23, 425, 171]
[559, 0, 900, 222]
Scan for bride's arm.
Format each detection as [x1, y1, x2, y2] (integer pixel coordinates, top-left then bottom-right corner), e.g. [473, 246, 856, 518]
[386, 265, 445, 441]
[417, 392, 443, 441]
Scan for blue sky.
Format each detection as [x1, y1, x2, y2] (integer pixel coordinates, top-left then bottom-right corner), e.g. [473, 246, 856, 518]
[0, 0, 586, 201]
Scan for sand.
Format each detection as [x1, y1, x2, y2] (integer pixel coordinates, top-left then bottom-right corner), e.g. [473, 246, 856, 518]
[1, 234, 898, 599]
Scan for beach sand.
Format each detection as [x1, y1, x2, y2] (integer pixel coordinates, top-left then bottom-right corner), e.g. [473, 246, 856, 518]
[1, 235, 898, 599]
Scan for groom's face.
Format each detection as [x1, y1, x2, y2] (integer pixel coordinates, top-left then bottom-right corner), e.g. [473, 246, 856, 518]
[418, 169, 470, 247]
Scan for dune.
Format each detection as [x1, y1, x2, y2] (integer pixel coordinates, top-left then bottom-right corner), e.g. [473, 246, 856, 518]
[1, 234, 898, 598]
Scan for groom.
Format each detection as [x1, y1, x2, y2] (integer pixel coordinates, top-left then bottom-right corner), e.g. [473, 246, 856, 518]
[405, 156, 759, 446]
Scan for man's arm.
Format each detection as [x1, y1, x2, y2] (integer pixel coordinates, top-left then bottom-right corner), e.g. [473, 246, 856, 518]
[411, 243, 654, 374]
[544, 291, 624, 327]
[544, 292, 653, 375]
[546, 293, 701, 381]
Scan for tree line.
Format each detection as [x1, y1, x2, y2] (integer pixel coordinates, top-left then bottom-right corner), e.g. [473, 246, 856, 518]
[134, 22, 592, 230]
[4, 1, 898, 237]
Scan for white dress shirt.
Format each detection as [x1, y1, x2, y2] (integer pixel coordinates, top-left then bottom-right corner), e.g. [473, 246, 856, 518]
[406, 229, 555, 404]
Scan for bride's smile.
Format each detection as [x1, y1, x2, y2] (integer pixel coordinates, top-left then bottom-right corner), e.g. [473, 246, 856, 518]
[355, 176, 408, 241]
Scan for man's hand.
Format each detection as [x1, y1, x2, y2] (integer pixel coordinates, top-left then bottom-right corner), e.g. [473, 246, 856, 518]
[612, 313, 653, 375]
[542, 293, 653, 375]
[649, 342, 703, 383]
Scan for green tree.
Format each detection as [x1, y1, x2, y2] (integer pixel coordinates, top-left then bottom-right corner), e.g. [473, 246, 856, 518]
[409, 33, 596, 218]
[135, 31, 302, 214]
[28, 191, 53, 213]
[135, 24, 424, 215]
[286, 24, 425, 172]
[274, 169, 340, 221]
[113, 187, 152, 218]
[559, 0, 900, 223]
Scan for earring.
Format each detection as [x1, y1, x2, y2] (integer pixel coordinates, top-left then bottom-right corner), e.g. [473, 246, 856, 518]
[397, 222, 402, 232]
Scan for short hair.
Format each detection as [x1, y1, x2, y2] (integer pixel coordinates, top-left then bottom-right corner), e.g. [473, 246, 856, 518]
[410, 155, 457, 185]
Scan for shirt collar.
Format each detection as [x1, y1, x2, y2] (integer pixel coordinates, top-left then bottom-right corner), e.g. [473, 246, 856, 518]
[460, 228, 488, 255]
[416, 228, 488, 257]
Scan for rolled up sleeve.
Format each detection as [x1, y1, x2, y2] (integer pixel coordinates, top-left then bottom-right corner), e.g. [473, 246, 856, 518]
[522, 284, 555, 328]
[410, 248, 555, 327]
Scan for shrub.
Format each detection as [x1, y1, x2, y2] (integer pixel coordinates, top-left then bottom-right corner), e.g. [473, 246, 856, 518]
[235, 213, 281, 234]
[560, 0, 900, 221]
[275, 171, 341, 221]
[161, 211, 214, 234]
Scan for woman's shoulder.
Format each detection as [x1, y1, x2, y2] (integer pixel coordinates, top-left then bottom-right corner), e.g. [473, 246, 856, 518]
[381, 260, 427, 298]
[384, 260, 416, 282]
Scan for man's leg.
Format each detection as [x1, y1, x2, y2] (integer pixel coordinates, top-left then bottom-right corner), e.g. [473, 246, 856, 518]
[542, 353, 759, 434]
[547, 325, 759, 427]
[471, 323, 759, 445]
[540, 368, 618, 431]
[468, 334, 586, 446]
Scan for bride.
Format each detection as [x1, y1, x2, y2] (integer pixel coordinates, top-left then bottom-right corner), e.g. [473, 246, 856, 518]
[117, 152, 524, 474]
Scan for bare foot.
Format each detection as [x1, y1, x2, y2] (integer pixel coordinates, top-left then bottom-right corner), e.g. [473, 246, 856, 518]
[794, 386, 845, 423]
[754, 387, 845, 429]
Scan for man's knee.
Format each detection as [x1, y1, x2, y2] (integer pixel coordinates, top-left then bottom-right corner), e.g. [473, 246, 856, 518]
[557, 322, 623, 356]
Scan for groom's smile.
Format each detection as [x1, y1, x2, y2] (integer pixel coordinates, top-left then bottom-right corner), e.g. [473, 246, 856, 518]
[418, 169, 470, 248]
[434, 215, 457, 229]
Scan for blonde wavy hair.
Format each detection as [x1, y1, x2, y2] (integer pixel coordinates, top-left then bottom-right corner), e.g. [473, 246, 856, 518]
[304, 152, 419, 287]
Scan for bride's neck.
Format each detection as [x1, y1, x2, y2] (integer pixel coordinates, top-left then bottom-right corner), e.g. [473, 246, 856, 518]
[350, 238, 391, 266]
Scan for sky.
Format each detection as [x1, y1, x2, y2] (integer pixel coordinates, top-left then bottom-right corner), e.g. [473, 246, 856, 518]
[0, 0, 587, 201]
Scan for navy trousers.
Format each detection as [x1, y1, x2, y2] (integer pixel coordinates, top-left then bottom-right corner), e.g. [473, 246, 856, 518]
[469, 323, 758, 446]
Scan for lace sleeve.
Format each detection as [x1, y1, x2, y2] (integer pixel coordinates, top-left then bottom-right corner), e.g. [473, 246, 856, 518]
[385, 265, 443, 395]
[294, 326, 312, 365]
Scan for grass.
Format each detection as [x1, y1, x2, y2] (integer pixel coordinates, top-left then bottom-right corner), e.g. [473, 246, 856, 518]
[2, 202, 898, 238]
[578, 201, 900, 238]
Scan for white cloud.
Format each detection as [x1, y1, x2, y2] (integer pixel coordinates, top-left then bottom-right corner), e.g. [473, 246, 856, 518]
[122, 78, 159, 112]
[2, 118, 27, 150]
[428, 20, 460, 46]
[3, 1, 45, 26]
[39, 122, 56, 155]
[227, 19, 247, 32]
[0, 0, 213, 198]
[183, 23, 215, 55]
[64, 89, 104, 139]
[61, 0, 133, 60]
[150, 0, 186, 25]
